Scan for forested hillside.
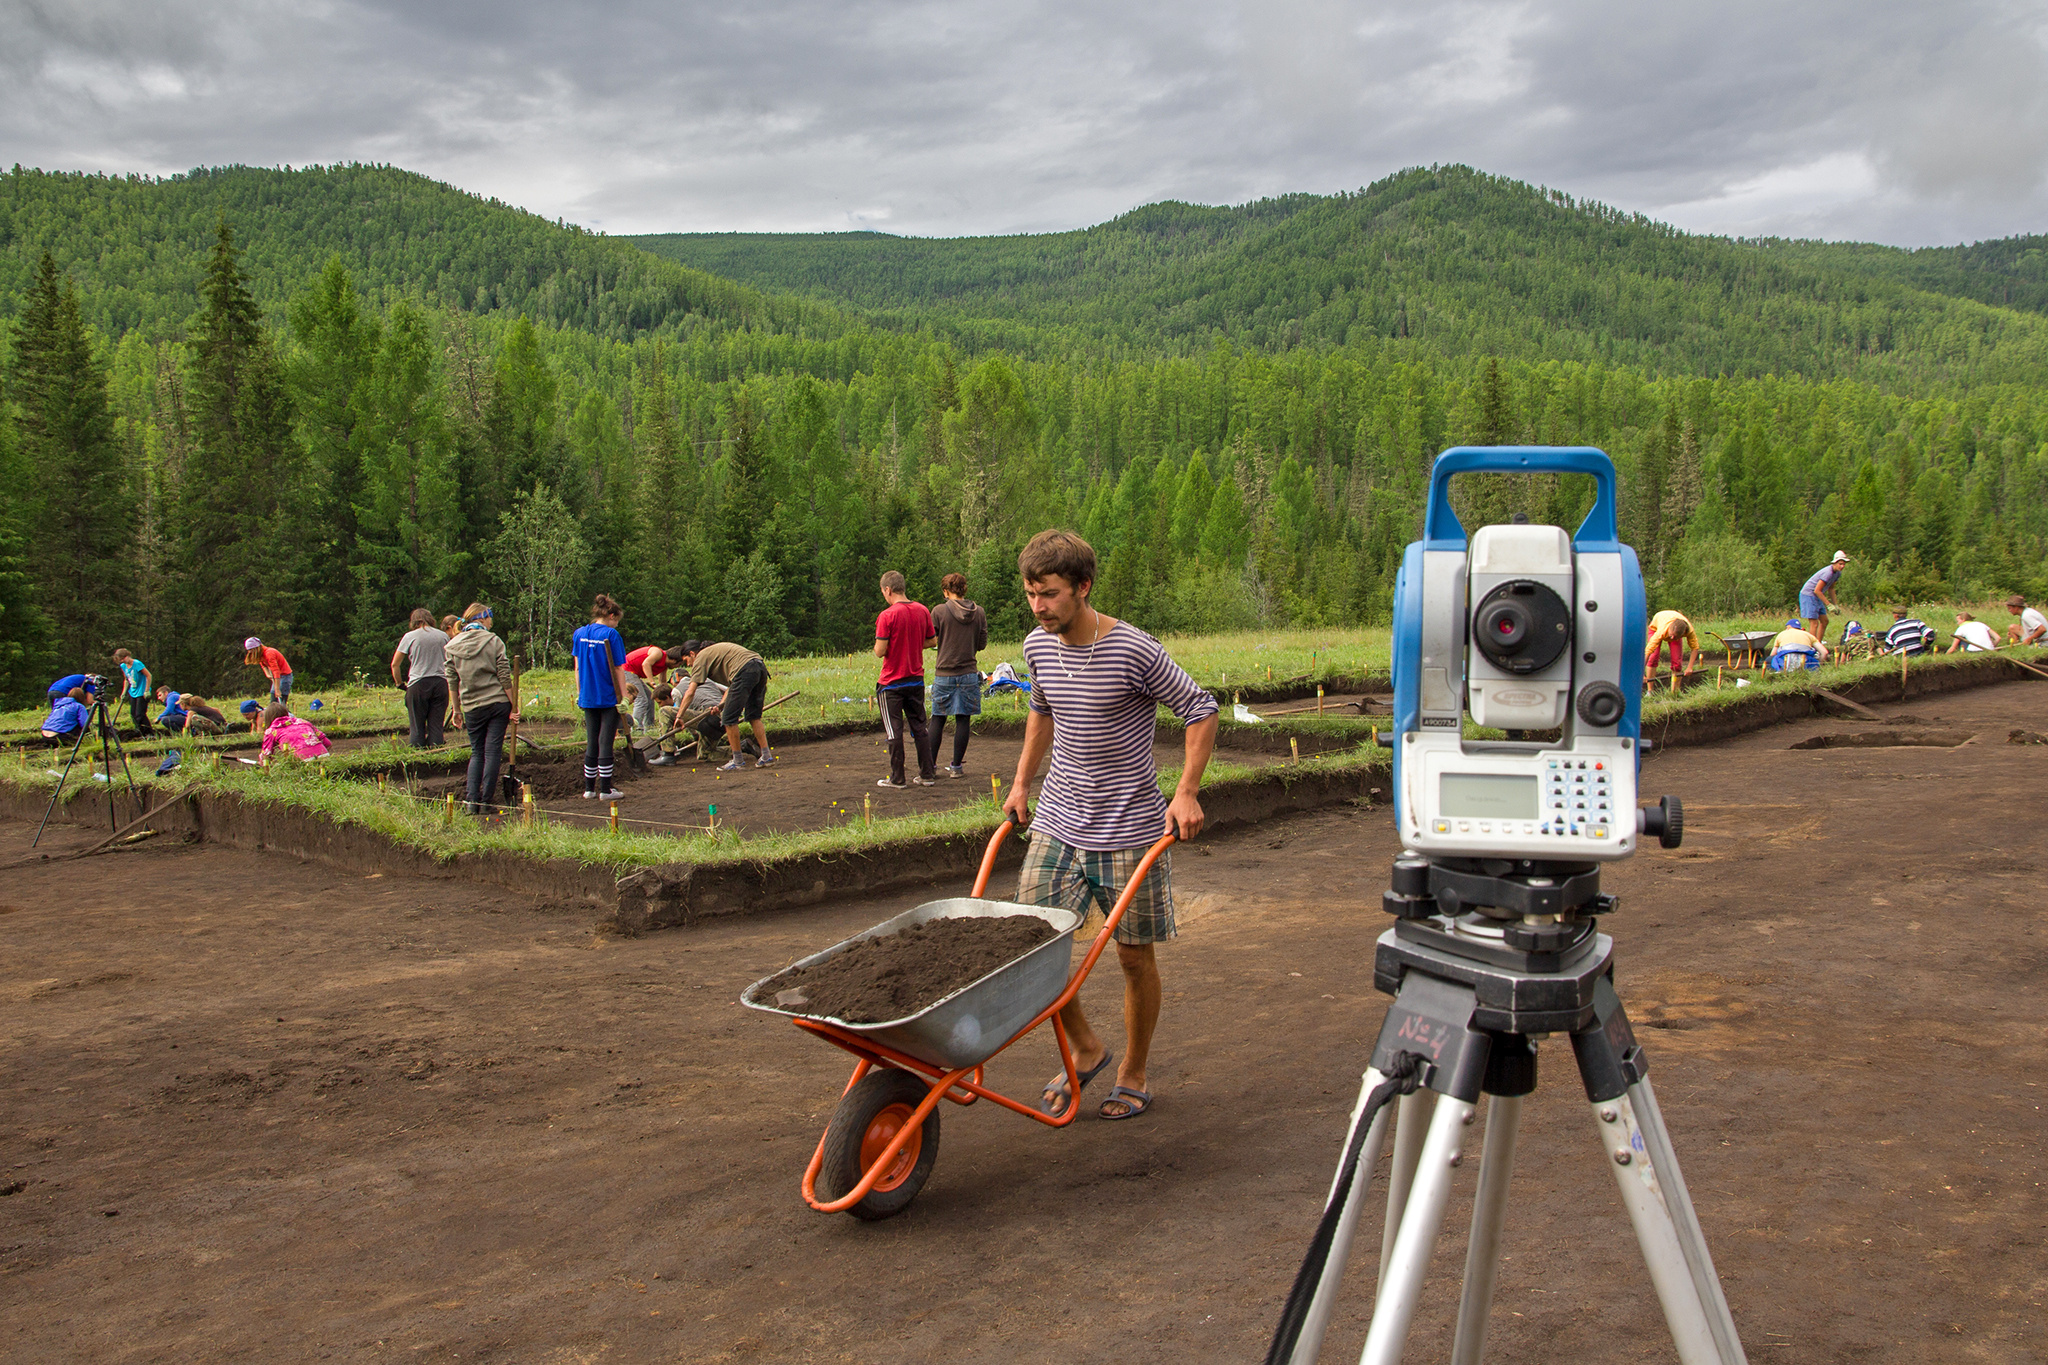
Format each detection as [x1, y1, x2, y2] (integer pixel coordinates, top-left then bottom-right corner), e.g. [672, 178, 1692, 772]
[1, 162, 2044, 707]
[632, 166, 2048, 389]
[0, 163, 845, 342]
[1765, 235, 2048, 317]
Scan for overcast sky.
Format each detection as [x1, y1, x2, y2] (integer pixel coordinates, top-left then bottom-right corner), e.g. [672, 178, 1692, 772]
[5, 0, 2046, 247]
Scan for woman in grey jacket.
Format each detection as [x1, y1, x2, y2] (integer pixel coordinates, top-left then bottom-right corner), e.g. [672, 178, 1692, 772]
[444, 603, 519, 815]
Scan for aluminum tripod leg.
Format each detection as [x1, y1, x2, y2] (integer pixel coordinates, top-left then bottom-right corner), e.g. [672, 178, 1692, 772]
[1285, 1067, 1395, 1365]
[1593, 1088, 1747, 1365]
[1377, 1090, 1432, 1291]
[1448, 1095, 1521, 1365]
[1358, 1094, 1476, 1365]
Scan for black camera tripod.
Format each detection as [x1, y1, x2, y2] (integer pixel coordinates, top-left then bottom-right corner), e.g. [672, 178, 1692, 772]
[1270, 819, 1749, 1365]
[33, 692, 143, 848]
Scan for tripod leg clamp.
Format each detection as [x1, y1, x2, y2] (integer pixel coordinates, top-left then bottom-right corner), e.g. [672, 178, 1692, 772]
[1570, 975, 1647, 1103]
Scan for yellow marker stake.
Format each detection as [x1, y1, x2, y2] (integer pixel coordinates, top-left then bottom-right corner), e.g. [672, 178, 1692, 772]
[1267, 665, 1273, 682]
[609, 802, 620, 833]
[522, 784, 535, 828]
[991, 774, 1001, 804]
[377, 772, 387, 793]
[864, 792, 872, 828]
[1290, 736, 1301, 764]
[444, 792, 455, 826]
[1317, 685, 1325, 715]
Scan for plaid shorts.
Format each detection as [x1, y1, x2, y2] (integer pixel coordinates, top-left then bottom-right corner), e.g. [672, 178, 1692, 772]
[1016, 831, 1176, 946]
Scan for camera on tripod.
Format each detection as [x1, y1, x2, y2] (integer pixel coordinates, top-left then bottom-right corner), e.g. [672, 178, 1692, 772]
[1391, 446, 1678, 864]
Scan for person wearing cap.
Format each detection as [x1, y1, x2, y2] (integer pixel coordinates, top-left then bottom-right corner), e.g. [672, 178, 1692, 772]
[243, 637, 294, 702]
[1799, 551, 1850, 642]
[238, 698, 265, 732]
[1947, 612, 2002, 653]
[1768, 619, 1828, 671]
[2004, 595, 2047, 647]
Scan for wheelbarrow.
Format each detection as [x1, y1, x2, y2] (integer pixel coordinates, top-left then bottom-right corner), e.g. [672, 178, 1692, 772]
[739, 820, 1176, 1220]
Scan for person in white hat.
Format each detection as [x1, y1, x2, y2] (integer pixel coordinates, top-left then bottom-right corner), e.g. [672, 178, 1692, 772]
[1799, 551, 1850, 642]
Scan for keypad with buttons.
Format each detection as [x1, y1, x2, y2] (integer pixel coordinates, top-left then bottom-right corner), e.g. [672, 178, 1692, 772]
[1424, 749, 1633, 853]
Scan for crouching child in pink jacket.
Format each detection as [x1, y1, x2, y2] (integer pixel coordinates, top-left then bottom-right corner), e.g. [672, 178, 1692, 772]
[258, 703, 334, 765]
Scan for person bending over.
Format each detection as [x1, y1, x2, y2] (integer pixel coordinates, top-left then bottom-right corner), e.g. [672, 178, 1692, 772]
[243, 637, 294, 702]
[1001, 529, 1219, 1123]
[1948, 612, 2001, 653]
[1879, 608, 1935, 657]
[571, 595, 633, 800]
[873, 571, 937, 789]
[46, 672, 100, 705]
[258, 703, 333, 765]
[1798, 551, 1849, 642]
[1643, 609, 1701, 678]
[155, 686, 226, 735]
[928, 572, 988, 778]
[38, 689, 90, 747]
[2004, 595, 2047, 647]
[675, 640, 776, 773]
[622, 643, 677, 732]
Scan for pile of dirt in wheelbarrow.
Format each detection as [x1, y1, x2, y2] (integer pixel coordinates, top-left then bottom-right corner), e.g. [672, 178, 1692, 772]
[763, 916, 1060, 1023]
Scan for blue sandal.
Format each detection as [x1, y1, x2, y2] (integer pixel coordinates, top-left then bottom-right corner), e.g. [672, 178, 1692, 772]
[1099, 1085, 1152, 1121]
[1041, 1051, 1115, 1118]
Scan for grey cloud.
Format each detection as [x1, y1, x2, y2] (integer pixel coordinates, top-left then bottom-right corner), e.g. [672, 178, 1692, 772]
[1, 0, 2044, 246]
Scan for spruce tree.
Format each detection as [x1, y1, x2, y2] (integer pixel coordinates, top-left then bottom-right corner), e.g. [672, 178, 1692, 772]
[10, 253, 133, 671]
[180, 221, 298, 687]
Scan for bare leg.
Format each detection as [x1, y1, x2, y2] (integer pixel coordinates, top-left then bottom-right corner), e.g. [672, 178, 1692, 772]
[1045, 995, 1109, 1116]
[1106, 941, 1161, 1115]
[1804, 616, 1826, 642]
[751, 717, 769, 753]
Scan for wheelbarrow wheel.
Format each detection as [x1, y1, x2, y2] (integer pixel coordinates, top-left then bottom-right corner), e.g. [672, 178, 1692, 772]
[820, 1068, 940, 1220]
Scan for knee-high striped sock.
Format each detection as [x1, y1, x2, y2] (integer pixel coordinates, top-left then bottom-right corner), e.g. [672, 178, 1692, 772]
[598, 764, 614, 791]
[584, 764, 597, 793]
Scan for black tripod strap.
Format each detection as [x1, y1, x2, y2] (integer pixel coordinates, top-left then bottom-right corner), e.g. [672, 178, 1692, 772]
[1264, 1052, 1424, 1365]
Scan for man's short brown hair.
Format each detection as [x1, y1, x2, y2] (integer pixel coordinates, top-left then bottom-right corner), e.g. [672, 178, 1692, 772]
[879, 570, 907, 595]
[941, 572, 967, 596]
[1019, 529, 1095, 591]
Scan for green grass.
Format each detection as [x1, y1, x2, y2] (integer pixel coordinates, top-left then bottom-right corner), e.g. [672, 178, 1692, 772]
[2, 724, 1386, 875]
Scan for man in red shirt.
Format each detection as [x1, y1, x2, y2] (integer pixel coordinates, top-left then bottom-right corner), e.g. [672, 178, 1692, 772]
[874, 570, 937, 789]
[622, 644, 675, 730]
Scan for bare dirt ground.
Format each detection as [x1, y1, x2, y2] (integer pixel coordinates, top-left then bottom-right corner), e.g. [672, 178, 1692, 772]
[3, 682, 2044, 1363]
[402, 730, 1260, 837]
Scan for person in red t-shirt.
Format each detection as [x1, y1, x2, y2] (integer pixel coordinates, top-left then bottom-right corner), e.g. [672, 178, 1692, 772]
[873, 570, 937, 788]
[243, 637, 294, 701]
[622, 644, 676, 731]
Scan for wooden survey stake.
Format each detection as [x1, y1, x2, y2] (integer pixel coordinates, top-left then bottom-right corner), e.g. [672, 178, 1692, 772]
[507, 655, 522, 767]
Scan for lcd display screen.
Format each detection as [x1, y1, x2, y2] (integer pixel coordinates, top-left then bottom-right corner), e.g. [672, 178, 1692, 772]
[1439, 772, 1539, 819]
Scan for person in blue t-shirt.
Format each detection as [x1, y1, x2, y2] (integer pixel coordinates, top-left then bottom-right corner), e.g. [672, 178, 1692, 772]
[46, 673, 100, 702]
[1799, 550, 1850, 641]
[571, 592, 633, 800]
[113, 649, 154, 736]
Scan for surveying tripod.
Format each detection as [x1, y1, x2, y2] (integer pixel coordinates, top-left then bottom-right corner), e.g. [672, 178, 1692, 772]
[33, 694, 142, 848]
[1272, 843, 1748, 1365]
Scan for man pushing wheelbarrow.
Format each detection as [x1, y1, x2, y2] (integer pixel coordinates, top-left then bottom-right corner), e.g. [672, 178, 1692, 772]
[1004, 528, 1219, 1124]
[742, 529, 1219, 1219]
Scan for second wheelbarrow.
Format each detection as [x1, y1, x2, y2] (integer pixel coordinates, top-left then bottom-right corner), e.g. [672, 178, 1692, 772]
[740, 820, 1175, 1220]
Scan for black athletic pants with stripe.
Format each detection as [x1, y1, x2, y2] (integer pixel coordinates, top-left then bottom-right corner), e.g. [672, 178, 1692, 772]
[878, 684, 934, 784]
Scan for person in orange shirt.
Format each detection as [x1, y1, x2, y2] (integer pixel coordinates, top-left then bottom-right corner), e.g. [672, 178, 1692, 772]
[243, 636, 294, 702]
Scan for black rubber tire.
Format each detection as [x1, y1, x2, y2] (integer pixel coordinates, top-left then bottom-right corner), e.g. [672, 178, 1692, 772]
[819, 1069, 940, 1221]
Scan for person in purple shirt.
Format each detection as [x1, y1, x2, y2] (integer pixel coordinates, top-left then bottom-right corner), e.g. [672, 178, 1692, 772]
[1800, 550, 1850, 641]
[1001, 529, 1218, 1123]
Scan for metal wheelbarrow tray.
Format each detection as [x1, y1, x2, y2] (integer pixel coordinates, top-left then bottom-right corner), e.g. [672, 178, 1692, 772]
[741, 821, 1175, 1220]
[739, 897, 1084, 1070]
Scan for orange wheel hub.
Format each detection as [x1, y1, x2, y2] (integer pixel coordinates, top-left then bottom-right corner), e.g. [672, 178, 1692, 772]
[859, 1102, 922, 1192]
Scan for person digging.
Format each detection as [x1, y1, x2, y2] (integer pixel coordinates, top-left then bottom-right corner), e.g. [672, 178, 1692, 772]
[674, 641, 776, 771]
[1000, 529, 1218, 1122]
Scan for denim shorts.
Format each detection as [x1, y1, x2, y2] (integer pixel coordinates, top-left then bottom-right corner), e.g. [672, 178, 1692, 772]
[930, 672, 982, 716]
[1798, 592, 1827, 619]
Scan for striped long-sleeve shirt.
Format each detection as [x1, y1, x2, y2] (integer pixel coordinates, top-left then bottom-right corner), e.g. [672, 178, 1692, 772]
[1023, 621, 1218, 851]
